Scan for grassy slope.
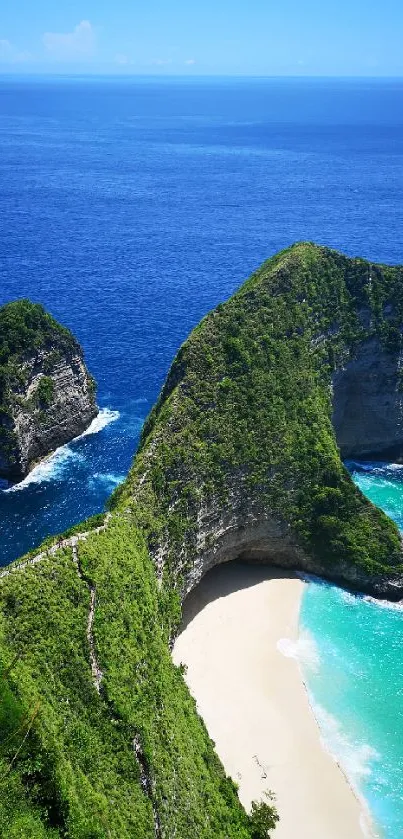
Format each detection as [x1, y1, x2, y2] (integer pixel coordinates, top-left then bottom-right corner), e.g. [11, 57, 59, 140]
[1, 243, 403, 836]
[0, 518, 256, 838]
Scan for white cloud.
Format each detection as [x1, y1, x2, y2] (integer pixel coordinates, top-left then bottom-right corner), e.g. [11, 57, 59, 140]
[0, 39, 31, 63]
[42, 20, 96, 60]
[152, 58, 172, 66]
[184, 58, 196, 65]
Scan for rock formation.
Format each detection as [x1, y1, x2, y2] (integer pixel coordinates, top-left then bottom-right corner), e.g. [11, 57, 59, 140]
[332, 336, 403, 460]
[0, 300, 97, 483]
[1, 245, 403, 838]
[121, 242, 403, 600]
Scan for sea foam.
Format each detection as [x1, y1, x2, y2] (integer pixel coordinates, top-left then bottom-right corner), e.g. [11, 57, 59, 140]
[310, 700, 379, 784]
[277, 631, 320, 671]
[277, 629, 380, 834]
[78, 407, 120, 438]
[340, 586, 403, 613]
[5, 446, 84, 492]
[88, 472, 125, 491]
[307, 698, 381, 838]
[2, 407, 120, 492]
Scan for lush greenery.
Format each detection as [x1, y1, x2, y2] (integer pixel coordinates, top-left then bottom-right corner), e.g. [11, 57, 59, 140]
[120, 243, 403, 583]
[2, 243, 403, 836]
[0, 518, 272, 837]
[249, 799, 279, 839]
[32, 377, 55, 408]
[0, 299, 77, 404]
[0, 300, 76, 366]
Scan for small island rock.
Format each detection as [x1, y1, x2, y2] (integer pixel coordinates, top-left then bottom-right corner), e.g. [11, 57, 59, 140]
[0, 299, 97, 483]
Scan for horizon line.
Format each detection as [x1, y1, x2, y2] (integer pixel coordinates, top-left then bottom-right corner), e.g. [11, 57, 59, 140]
[1, 71, 403, 81]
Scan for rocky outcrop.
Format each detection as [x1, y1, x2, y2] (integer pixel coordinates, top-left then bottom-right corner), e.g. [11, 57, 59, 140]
[332, 337, 403, 460]
[182, 484, 403, 603]
[122, 243, 403, 602]
[0, 301, 97, 483]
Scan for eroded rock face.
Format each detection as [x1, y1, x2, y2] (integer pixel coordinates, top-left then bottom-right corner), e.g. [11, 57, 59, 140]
[126, 243, 403, 603]
[182, 483, 403, 603]
[4, 353, 97, 483]
[0, 305, 97, 483]
[332, 337, 403, 460]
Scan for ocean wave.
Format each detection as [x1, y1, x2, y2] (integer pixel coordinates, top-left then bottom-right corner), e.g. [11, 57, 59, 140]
[348, 461, 403, 480]
[88, 472, 125, 491]
[308, 698, 381, 837]
[77, 407, 120, 438]
[310, 700, 379, 784]
[277, 631, 320, 671]
[339, 587, 403, 612]
[346, 460, 390, 473]
[362, 595, 403, 613]
[340, 589, 361, 606]
[2, 408, 120, 492]
[5, 446, 85, 492]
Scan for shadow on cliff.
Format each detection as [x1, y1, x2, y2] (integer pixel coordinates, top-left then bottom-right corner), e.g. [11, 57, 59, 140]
[180, 561, 296, 633]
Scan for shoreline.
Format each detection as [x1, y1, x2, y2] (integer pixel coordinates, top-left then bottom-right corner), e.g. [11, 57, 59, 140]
[297, 657, 377, 839]
[172, 562, 369, 839]
[2, 407, 120, 493]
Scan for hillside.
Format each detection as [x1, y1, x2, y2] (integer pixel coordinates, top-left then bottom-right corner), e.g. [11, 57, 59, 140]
[1, 243, 403, 837]
[121, 242, 403, 599]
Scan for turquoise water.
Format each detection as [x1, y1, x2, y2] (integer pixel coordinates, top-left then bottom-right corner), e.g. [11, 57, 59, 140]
[300, 463, 403, 838]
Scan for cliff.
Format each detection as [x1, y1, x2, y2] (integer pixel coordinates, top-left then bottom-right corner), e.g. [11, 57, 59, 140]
[1, 244, 403, 838]
[120, 242, 403, 600]
[0, 300, 97, 483]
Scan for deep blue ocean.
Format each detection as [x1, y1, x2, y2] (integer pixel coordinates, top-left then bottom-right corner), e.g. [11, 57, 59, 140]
[1, 76, 403, 836]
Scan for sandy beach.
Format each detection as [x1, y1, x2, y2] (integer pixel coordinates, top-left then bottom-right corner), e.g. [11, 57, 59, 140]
[172, 562, 367, 839]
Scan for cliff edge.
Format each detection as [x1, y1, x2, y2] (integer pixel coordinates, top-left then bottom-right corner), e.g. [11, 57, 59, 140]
[121, 242, 403, 600]
[0, 300, 97, 483]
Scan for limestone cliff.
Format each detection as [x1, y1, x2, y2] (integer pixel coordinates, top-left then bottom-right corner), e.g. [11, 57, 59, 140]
[0, 300, 97, 483]
[332, 336, 403, 460]
[120, 243, 403, 600]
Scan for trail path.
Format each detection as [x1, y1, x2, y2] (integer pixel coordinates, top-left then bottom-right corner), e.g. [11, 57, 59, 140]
[0, 515, 111, 692]
[0, 510, 162, 835]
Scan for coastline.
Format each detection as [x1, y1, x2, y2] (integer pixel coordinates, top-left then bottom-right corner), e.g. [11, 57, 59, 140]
[172, 562, 368, 839]
[2, 407, 120, 493]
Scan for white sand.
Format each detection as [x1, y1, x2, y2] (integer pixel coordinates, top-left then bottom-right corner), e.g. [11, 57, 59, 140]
[172, 562, 368, 839]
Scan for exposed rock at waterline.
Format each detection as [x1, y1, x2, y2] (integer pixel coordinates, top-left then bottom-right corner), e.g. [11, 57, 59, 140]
[332, 336, 403, 460]
[0, 300, 97, 483]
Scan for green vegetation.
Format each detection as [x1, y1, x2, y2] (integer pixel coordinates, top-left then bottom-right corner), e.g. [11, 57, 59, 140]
[0, 300, 77, 405]
[0, 301, 80, 461]
[249, 798, 279, 838]
[1, 244, 403, 836]
[120, 243, 403, 582]
[0, 300, 76, 366]
[33, 377, 55, 408]
[0, 518, 272, 838]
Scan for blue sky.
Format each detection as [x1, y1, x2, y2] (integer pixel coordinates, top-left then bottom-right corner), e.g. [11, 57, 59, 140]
[1, 0, 402, 76]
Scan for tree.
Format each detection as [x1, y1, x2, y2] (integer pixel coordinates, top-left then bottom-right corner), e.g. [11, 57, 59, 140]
[248, 795, 279, 839]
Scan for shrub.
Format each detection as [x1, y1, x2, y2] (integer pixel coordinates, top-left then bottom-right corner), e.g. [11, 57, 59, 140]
[249, 797, 279, 838]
